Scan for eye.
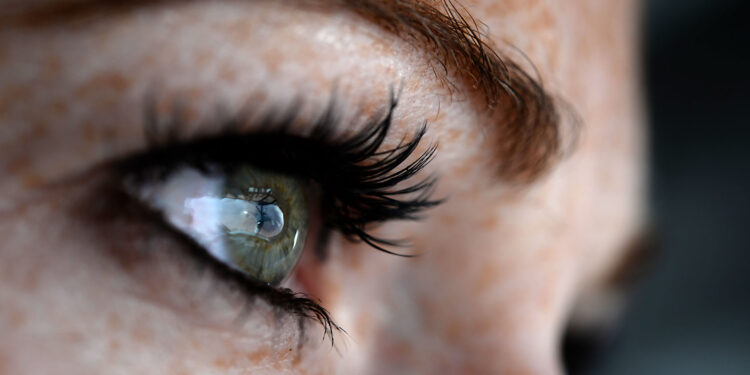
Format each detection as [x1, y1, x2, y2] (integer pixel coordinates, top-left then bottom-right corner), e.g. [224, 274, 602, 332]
[108, 92, 442, 329]
[132, 164, 309, 285]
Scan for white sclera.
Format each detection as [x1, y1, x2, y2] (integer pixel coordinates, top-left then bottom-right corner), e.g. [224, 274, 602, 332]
[136, 167, 230, 263]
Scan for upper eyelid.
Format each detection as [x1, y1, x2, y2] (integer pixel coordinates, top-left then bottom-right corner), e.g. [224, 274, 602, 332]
[121, 91, 443, 255]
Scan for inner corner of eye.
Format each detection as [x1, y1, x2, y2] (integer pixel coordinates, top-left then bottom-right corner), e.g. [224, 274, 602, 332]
[132, 164, 310, 285]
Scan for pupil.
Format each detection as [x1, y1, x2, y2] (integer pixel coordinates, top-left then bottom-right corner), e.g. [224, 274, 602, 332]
[256, 205, 265, 232]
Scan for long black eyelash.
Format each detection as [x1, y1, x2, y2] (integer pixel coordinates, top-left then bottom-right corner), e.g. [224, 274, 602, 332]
[296, 93, 441, 256]
[135, 90, 442, 256]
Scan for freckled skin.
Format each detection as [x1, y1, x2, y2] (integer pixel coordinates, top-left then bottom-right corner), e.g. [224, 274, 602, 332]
[0, 1, 644, 374]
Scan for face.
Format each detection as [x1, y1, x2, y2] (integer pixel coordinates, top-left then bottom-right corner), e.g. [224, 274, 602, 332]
[0, 0, 646, 374]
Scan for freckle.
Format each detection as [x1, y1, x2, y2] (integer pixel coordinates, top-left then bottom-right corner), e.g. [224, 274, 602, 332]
[472, 262, 511, 294]
[221, 19, 253, 42]
[100, 124, 120, 142]
[479, 214, 498, 230]
[74, 72, 132, 98]
[65, 331, 84, 344]
[341, 248, 363, 273]
[378, 338, 412, 363]
[107, 313, 122, 330]
[416, 294, 438, 324]
[261, 48, 284, 76]
[437, 214, 457, 226]
[405, 79, 420, 94]
[109, 339, 121, 351]
[442, 317, 468, 342]
[0, 85, 31, 117]
[194, 49, 212, 67]
[453, 163, 473, 178]
[189, 337, 203, 351]
[82, 122, 98, 142]
[443, 127, 460, 140]
[360, 100, 381, 118]
[5, 154, 31, 175]
[43, 55, 62, 77]
[528, 8, 555, 31]
[21, 263, 40, 291]
[132, 323, 154, 344]
[30, 121, 49, 139]
[183, 89, 205, 112]
[246, 91, 269, 106]
[9, 308, 27, 328]
[491, 0, 534, 14]
[316, 273, 342, 307]
[51, 99, 69, 116]
[110, 244, 141, 272]
[469, 314, 495, 334]
[246, 348, 270, 363]
[213, 356, 235, 370]
[291, 348, 302, 366]
[218, 65, 237, 81]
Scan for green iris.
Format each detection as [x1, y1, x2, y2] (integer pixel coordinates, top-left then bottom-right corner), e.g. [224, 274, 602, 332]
[218, 166, 308, 285]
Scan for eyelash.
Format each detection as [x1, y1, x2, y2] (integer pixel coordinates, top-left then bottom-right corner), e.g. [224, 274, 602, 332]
[111, 92, 441, 339]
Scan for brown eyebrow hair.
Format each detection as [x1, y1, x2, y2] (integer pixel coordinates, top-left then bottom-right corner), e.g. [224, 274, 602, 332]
[333, 0, 565, 182]
[9, 0, 567, 182]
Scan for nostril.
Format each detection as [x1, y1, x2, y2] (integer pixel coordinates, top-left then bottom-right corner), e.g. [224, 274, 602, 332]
[563, 230, 658, 374]
[561, 327, 611, 375]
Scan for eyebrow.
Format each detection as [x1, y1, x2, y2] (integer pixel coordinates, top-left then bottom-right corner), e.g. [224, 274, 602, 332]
[10, 0, 566, 182]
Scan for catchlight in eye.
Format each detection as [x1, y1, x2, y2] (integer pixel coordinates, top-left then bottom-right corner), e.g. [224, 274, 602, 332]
[134, 165, 309, 285]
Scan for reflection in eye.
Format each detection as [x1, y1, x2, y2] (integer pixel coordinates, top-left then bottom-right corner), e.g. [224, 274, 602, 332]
[134, 165, 309, 285]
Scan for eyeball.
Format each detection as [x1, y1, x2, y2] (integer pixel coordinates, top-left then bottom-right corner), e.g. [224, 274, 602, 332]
[133, 165, 309, 285]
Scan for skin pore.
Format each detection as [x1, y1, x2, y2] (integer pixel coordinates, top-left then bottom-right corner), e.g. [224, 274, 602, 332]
[0, 0, 645, 374]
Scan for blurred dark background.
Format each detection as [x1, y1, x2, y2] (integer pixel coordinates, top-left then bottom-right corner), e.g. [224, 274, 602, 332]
[586, 0, 750, 373]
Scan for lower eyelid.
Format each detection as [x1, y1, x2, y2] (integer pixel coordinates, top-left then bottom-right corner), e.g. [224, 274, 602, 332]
[70, 174, 339, 340]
